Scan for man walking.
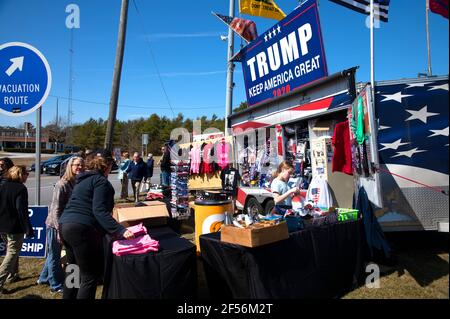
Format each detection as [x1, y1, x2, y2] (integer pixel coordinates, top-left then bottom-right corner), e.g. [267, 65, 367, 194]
[126, 152, 148, 202]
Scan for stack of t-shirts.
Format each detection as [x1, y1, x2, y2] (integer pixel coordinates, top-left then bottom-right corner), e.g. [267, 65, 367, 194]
[145, 192, 164, 200]
[112, 223, 159, 256]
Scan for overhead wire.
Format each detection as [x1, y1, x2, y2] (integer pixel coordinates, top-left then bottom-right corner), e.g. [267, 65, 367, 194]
[131, 0, 176, 117]
[48, 94, 227, 110]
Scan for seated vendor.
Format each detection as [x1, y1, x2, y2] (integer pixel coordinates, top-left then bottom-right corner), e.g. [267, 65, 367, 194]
[270, 161, 300, 216]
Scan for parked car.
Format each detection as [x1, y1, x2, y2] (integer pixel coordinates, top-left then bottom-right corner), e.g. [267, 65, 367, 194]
[44, 154, 118, 175]
[30, 154, 72, 174]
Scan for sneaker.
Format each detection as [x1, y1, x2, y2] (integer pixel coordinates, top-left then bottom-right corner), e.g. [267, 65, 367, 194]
[5, 273, 20, 284]
[36, 279, 48, 285]
[50, 287, 63, 294]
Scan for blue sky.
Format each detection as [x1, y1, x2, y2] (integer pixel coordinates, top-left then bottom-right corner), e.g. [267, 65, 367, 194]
[0, 0, 448, 127]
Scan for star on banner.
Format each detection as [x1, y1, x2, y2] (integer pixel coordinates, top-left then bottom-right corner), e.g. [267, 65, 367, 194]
[428, 83, 449, 91]
[392, 148, 427, 158]
[428, 127, 449, 138]
[380, 91, 413, 103]
[405, 105, 439, 124]
[378, 125, 391, 130]
[405, 82, 429, 89]
[379, 139, 409, 151]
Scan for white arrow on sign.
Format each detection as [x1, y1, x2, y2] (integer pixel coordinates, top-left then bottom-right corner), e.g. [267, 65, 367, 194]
[5, 56, 24, 76]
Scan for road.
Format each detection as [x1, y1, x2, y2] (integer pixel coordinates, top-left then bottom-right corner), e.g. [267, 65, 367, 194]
[25, 168, 162, 206]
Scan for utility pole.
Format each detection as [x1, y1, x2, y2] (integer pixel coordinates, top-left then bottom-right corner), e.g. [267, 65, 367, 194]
[105, 0, 129, 151]
[67, 28, 74, 144]
[224, 0, 235, 136]
[55, 98, 59, 153]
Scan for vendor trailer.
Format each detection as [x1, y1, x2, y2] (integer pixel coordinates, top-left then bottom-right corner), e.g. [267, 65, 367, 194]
[228, 69, 449, 232]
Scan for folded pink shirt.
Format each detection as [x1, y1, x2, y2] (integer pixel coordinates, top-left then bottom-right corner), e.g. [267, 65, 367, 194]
[126, 223, 148, 237]
[112, 234, 159, 256]
[112, 223, 160, 256]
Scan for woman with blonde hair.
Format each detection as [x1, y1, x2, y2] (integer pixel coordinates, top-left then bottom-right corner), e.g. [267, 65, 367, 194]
[0, 165, 34, 294]
[37, 156, 85, 293]
[59, 151, 134, 299]
[270, 161, 300, 215]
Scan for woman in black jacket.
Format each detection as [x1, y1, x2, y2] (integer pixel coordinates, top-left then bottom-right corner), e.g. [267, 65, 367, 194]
[0, 165, 34, 294]
[59, 154, 134, 299]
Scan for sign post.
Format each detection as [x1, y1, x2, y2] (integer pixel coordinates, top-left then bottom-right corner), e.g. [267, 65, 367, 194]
[0, 42, 52, 205]
[142, 133, 149, 156]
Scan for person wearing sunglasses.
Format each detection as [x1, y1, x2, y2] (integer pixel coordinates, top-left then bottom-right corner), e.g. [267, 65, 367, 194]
[37, 156, 85, 294]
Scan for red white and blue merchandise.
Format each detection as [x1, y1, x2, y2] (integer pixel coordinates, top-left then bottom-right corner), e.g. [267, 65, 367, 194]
[306, 175, 333, 208]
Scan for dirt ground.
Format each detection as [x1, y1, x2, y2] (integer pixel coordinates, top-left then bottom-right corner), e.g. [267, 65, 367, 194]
[1, 225, 448, 300]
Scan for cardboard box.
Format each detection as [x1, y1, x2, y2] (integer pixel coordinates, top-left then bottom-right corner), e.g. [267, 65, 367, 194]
[113, 201, 170, 227]
[220, 221, 289, 248]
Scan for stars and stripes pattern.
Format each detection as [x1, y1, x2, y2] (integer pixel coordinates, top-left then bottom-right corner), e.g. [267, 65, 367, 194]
[329, 0, 390, 22]
[376, 79, 449, 176]
[213, 12, 258, 43]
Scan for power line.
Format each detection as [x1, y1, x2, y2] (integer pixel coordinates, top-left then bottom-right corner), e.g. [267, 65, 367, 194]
[132, 0, 176, 118]
[48, 94, 228, 110]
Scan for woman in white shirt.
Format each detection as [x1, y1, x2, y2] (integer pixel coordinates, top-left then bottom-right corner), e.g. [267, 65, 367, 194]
[270, 161, 300, 215]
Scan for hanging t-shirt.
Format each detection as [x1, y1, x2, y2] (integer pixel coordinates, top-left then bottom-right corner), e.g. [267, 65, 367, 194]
[306, 176, 333, 208]
[217, 141, 231, 170]
[356, 96, 365, 145]
[332, 121, 353, 175]
[189, 145, 201, 174]
[220, 167, 241, 196]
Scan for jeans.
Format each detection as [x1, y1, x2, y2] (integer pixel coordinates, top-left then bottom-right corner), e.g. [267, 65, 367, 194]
[60, 223, 104, 299]
[0, 233, 24, 289]
[38, 228, 64, 290]
[161, 171, 171, 187]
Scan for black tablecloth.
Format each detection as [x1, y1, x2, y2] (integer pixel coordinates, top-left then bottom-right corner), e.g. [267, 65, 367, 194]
[102, 226, 197, 299]
[199, 220, 366, 299]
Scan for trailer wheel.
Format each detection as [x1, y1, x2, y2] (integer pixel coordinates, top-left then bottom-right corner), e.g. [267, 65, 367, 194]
[263, 199, 275, 216]
[244, 197, 263, 217]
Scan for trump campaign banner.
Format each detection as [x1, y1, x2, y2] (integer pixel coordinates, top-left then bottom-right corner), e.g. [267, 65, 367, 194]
[0, 206, 48, 258]
[240, 0, 328, 107]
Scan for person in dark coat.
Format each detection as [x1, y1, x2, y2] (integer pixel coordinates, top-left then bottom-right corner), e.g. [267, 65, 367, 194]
[59, 154, 134, 299]
[160, 145, 172, 187]
[125, 152, 148, 202]
[146, 153, 154, 186]
[0, 157, 21, 284]
[0, 165, 34, 294]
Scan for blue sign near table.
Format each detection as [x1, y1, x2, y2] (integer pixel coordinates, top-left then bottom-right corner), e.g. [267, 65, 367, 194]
[0, 206, 48, 258]
[240, 0, 328, 107]
[0, 42, 52, 116]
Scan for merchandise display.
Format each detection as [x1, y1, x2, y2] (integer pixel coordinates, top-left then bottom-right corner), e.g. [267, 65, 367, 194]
[331, 120, 353, 175]
[170, 161, 190, 220]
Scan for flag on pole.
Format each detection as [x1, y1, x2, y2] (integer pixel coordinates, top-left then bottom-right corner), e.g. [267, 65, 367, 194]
[239, 0, 286, 21]
[429, 0, 449, 19]
[213, 12, 258, 43]
[329, 0, 390, 22]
